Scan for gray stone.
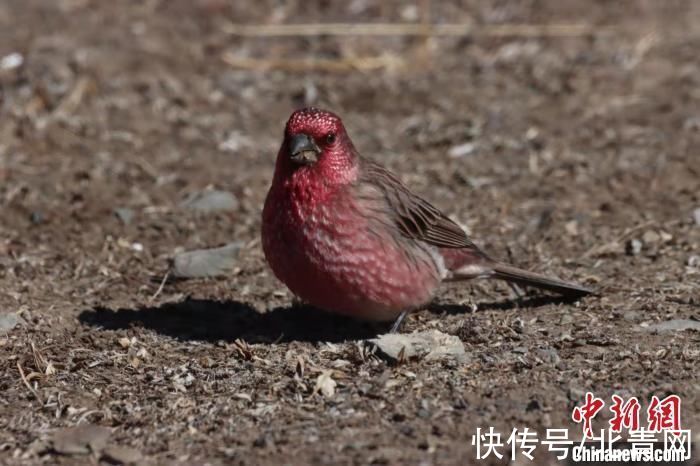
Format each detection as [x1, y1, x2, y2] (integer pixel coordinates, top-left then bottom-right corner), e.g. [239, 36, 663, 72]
[113, 208, 134, 225]
[29, 211, 44, 225]
[52, 425, 111, 455]
[642, 230, 660, 245]
[172, 242, 243, 278]
[644, 319, 700, 333]
[180, 190, 238, 213]
[0, 313, 22, 332]
[101, 445, 143, 464]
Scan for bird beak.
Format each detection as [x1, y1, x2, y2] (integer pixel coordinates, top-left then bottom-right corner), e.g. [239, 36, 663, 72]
[289, 133, 320, 165]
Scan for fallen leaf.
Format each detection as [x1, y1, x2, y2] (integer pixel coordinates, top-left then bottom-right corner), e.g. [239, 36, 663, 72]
[314, 371, 336, 398]
[367, 330, 468, 363]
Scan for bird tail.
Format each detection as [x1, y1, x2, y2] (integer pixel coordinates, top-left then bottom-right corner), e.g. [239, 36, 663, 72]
[490, 263, 594, 298]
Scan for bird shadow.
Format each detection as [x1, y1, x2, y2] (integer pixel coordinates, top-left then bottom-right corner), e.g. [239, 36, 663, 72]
[78, 298, 383, 344]
[427, 294, 584, 316]
[78, 294, 576, 344]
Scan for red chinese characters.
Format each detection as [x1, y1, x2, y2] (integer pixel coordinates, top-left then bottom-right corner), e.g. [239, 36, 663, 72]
[647, 395, 681, 433]
[573, 393, 684, 438]
[572, 392, 605, 438]
[609, 395, 641, 432]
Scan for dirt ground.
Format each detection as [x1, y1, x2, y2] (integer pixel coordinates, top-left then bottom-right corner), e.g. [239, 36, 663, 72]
[1, 1, 699, 465]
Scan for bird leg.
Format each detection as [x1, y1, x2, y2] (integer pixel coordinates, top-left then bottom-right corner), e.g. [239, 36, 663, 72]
[507, 282, 525, 307]
[389, 310, 409, 333]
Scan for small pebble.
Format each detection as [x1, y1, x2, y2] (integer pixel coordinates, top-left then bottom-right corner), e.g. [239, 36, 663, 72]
[693, 207, 700, 227]
[113, 207, 134, 225]
[642, 230, 660, 245]
[0, 52, 23, 70]
[30, 211, 44, 225]
[448, 142, 476, 158]
[625, 238, 642, 256]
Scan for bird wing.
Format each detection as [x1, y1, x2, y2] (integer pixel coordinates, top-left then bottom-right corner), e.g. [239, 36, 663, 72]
[358, 160, 480, 250]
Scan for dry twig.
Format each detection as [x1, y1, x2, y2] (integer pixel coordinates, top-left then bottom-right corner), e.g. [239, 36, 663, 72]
[17, 361, 42, 403]
[222, 22, 602, 38]
[149, 271, 169, 303]
[221, 53, 403, 72]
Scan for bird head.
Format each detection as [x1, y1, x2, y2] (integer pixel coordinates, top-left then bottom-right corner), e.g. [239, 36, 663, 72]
[275, 107, 359, 184]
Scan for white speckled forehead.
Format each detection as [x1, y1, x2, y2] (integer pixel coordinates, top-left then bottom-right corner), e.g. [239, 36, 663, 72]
[286, 107, 342, 134]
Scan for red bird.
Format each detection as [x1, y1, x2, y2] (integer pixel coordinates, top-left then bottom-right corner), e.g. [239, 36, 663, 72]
[262, 108, 592, 330]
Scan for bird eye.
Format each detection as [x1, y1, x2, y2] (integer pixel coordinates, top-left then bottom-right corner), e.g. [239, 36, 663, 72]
[325, 133, 336, 144]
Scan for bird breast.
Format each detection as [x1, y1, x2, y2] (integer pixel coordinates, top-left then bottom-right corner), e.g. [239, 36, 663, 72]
[262, 181, 444, 321]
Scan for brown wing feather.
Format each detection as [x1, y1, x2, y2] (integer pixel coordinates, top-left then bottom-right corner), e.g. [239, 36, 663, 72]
[356, 161, 595, 298]
[359, 161, 479, 250]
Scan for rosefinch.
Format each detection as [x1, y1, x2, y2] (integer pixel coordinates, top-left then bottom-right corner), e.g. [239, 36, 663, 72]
[262, 108, 593, 330]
